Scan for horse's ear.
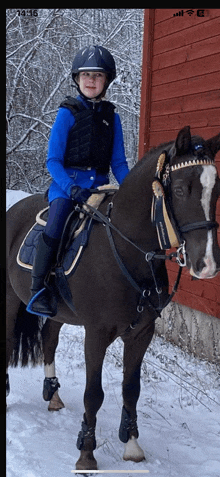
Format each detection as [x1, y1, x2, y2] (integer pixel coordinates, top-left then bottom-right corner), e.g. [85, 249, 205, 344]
[206, 133, 220, 158]
[175, 126, 191, 156]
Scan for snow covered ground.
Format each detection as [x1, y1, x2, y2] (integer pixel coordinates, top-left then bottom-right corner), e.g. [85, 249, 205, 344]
[6, 190, 220, 477]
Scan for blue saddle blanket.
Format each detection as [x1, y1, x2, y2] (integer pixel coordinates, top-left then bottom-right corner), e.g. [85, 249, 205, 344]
[17, 218, 91, 277]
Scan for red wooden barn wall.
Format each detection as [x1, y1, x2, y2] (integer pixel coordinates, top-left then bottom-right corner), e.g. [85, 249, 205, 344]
[139, 8, 220, 318]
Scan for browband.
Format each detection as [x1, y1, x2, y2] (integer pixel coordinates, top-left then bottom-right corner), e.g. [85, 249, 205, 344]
[171, 158, 215, 172]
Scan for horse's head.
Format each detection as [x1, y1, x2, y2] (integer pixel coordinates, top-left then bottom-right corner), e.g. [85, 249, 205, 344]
[168, 126, 220, 279]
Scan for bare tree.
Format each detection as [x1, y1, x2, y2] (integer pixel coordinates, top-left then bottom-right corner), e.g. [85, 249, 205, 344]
[6, 9, 143, 192]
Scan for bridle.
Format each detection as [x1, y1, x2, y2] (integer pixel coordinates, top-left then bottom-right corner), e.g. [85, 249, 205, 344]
[82, 149, 218, 327]
[151, 150, 218, 265]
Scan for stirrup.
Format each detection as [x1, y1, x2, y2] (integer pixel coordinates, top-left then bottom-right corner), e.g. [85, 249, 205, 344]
[26, 288, 54, 318]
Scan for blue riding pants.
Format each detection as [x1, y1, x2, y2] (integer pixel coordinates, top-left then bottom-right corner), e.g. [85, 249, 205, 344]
[44, 198, 73, 240]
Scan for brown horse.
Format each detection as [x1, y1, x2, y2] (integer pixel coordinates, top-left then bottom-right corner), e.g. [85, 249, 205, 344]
[6, 126, 220, 470]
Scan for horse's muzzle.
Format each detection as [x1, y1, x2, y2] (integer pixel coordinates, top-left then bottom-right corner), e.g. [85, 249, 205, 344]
[189, 256, 218, 279]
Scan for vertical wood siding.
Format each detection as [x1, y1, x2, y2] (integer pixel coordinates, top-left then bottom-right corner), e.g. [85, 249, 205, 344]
[139, 8, 220, 318]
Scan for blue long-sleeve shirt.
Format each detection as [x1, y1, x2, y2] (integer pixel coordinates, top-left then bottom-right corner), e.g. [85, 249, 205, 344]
[47, 95, 129, 202]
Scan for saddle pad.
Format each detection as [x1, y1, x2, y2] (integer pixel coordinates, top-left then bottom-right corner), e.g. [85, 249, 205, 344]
[17, 185, 118, 276]
[17, 219, 91, 277]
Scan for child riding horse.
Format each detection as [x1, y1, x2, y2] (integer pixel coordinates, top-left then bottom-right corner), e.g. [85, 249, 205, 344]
[27, 45, 129, 317]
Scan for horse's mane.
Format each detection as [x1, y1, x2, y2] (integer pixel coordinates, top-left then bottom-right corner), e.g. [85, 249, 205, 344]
[140, 140, 174, 162]
[128, 132, 207, 181]
[124, 139, 174, 185]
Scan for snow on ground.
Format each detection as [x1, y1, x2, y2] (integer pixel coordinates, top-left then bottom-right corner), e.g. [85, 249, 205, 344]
[6, 191, 220, 477]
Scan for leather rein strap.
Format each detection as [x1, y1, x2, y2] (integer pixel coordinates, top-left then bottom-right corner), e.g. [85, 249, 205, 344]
[83, 200, 183, 320]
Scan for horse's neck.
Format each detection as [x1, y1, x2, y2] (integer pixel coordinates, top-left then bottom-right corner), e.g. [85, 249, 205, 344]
[111, 142, 173, 250]
[111, 157, 157, 250]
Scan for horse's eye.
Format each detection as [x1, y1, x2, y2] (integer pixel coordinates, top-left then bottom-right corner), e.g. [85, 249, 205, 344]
[174, 186, 184, 197]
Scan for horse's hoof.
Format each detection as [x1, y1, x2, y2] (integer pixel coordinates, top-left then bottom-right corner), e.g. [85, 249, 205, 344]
[75, 451, 98, 470]
[123, 437, 145, 462]
[48, 390, 65, 411]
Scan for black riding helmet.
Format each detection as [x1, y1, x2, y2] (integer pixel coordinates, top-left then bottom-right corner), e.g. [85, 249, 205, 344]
[72, 45, 116, 98]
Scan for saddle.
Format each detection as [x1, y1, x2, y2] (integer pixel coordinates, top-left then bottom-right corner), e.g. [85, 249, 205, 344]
[17, 186, 118, 314]
[17, 207, 90, 278]
[17, 185, 118, 277]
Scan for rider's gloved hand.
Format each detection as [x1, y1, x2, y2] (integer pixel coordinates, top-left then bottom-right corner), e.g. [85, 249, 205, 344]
[70, 186, 91, 204]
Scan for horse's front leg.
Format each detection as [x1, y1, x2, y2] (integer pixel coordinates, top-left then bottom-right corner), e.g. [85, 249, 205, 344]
[42, 319, 64, 411]
[120, 321, 155, 462]
[76, 326, 110, 471]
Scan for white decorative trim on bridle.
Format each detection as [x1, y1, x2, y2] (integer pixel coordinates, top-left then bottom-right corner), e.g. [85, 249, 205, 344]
[171, 158, 215, 172]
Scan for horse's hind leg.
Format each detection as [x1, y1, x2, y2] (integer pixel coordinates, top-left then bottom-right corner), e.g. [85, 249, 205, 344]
[41, 319, 64, 411]
[120, 321, 155, 462]
[76, 326, 111, 471]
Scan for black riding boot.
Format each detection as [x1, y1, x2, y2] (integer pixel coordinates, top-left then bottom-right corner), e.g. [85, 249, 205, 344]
[27, 232, 59, 317]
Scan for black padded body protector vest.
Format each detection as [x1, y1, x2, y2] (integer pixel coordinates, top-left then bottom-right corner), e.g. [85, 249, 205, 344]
[60, 96, 115, 174]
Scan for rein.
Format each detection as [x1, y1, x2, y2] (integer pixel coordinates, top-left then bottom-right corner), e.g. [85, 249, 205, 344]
[83, 200, 184, 323]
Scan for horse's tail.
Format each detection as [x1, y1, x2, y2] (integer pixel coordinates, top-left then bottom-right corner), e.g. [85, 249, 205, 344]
[9, 301, 44, 367]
